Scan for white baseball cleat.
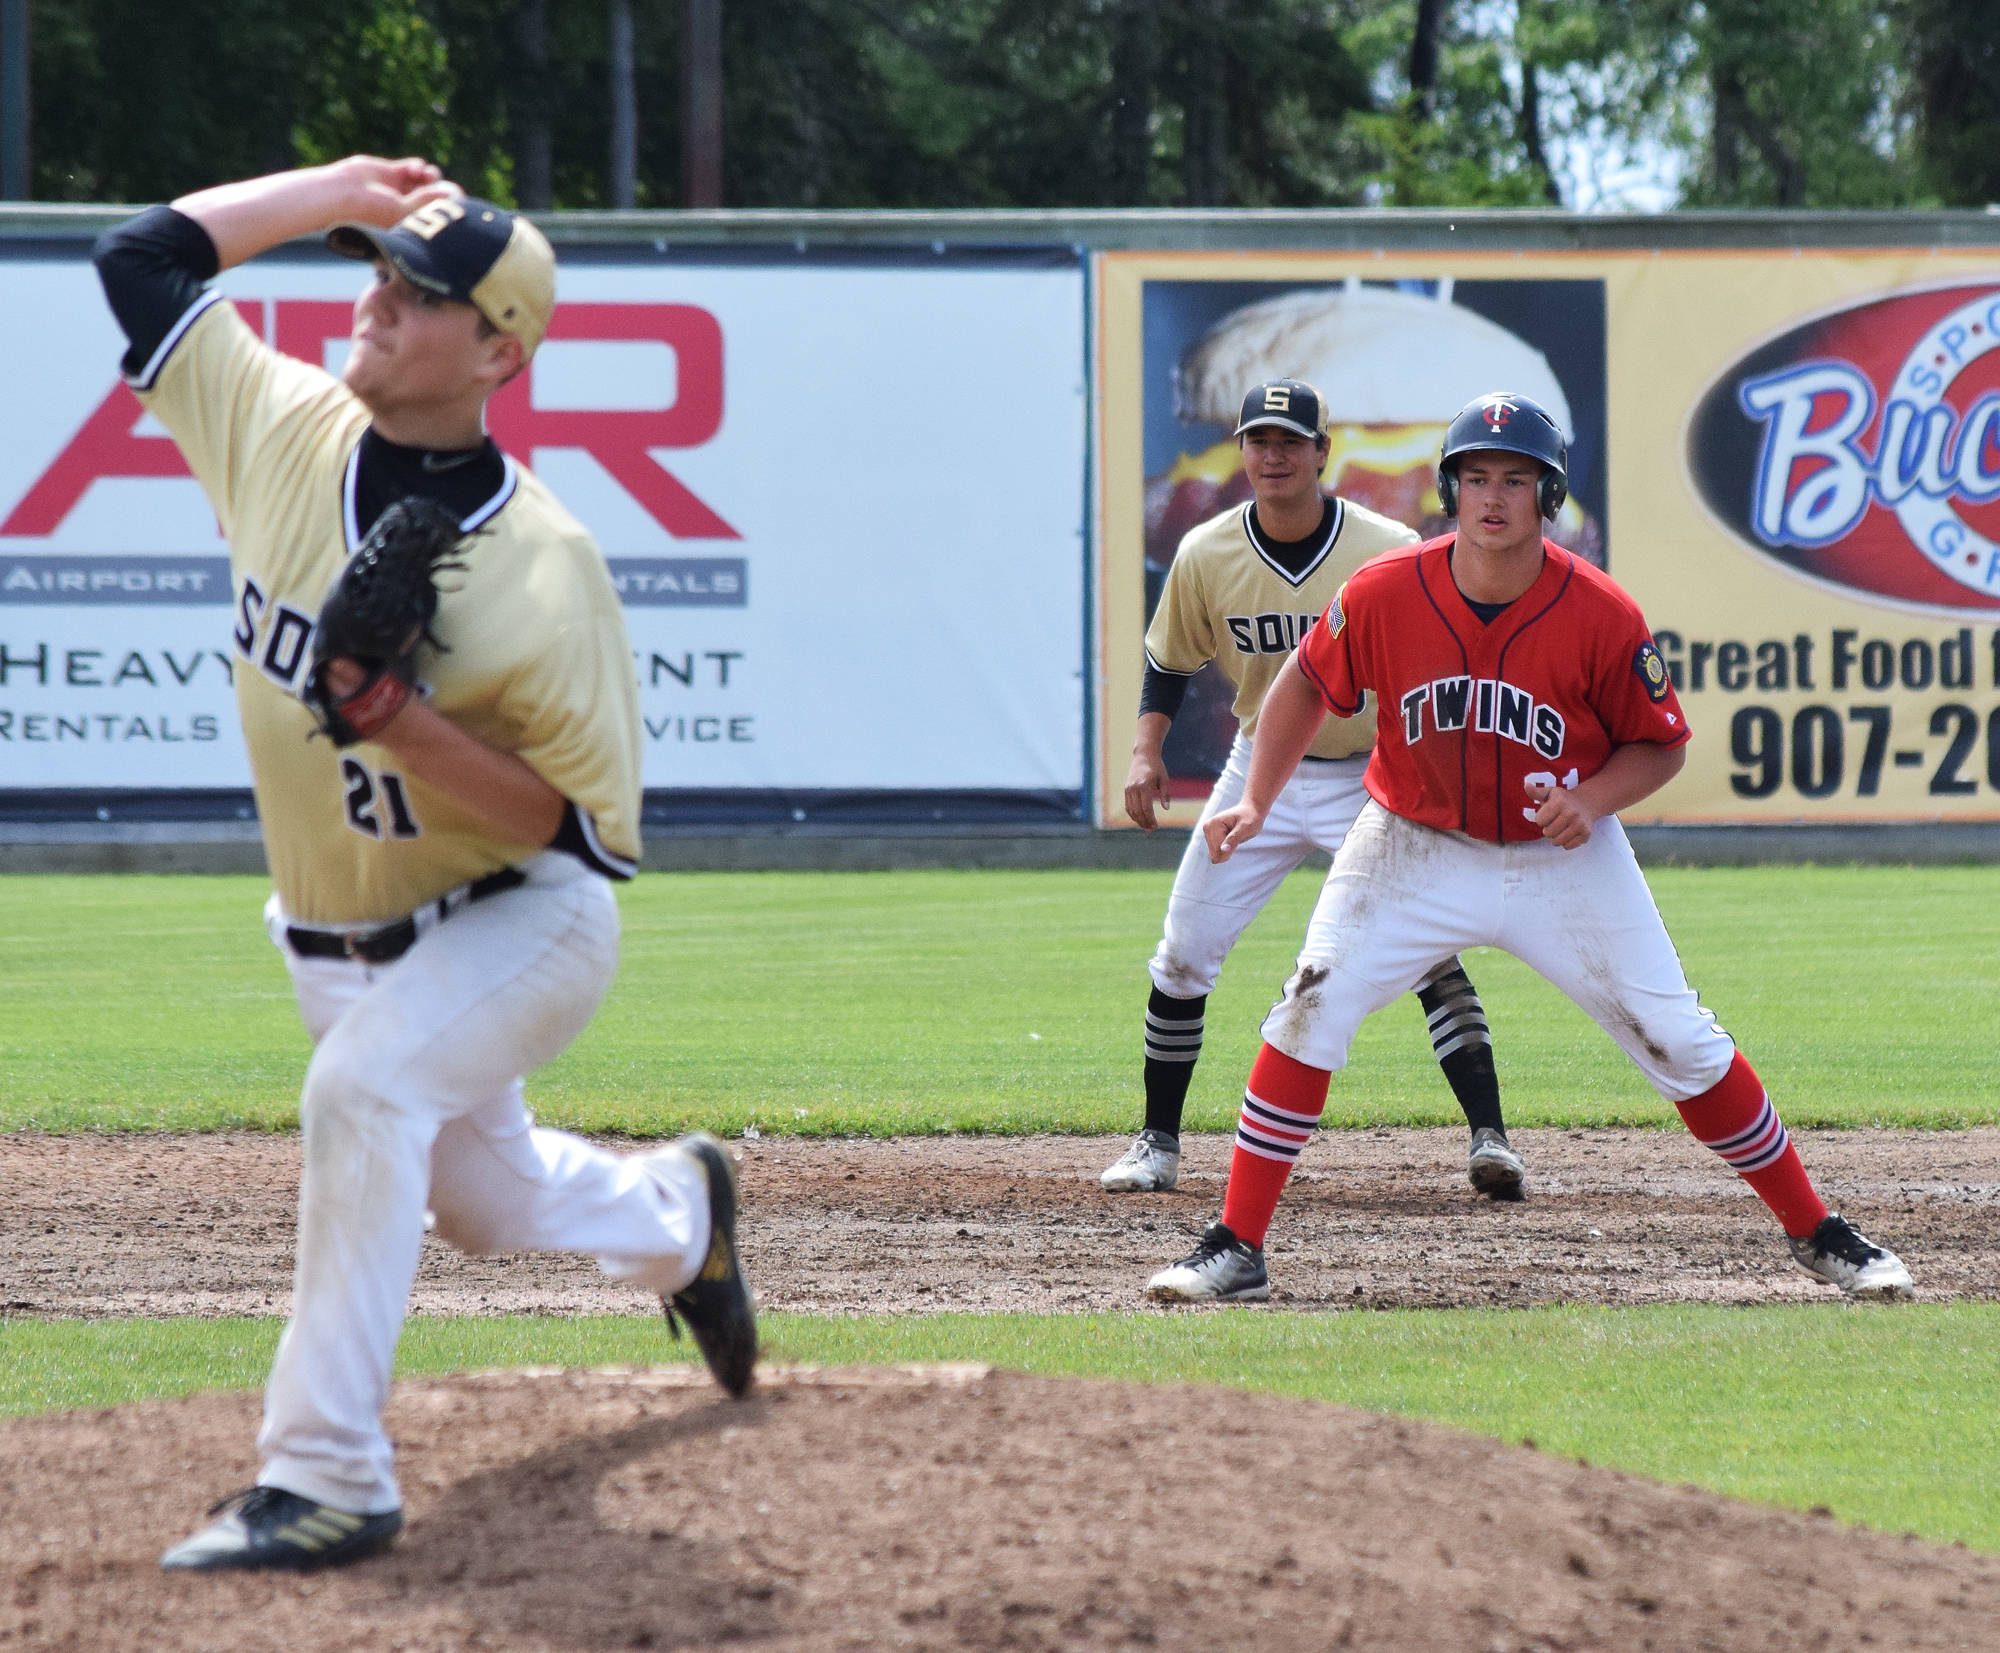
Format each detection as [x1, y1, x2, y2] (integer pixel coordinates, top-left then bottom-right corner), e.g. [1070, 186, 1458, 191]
[1101, 1129, 1181, 1193]
[1467, 1128, 1526, 1201]
[1787, 1214, 1915, 1300]
[1146, 1221, 1269, 1302]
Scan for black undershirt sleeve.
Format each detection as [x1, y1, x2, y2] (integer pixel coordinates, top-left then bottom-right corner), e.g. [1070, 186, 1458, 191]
[93, 205, 221, 378]
[1138, 663, 1193, 720]
[548, 799, 635, 882]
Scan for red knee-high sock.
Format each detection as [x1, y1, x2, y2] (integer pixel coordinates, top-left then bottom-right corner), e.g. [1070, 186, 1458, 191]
[1220, 1044, 1332, 1248]
[1674, 1051, 1827, 1239]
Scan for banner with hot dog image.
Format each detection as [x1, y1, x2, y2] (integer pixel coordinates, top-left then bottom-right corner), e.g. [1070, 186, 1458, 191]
[1096, 248, 2000, 826]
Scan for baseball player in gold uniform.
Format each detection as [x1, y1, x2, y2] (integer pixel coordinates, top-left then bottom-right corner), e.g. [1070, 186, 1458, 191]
[92, 155, 756, 1573]
[1106, 379, 1523, 1198]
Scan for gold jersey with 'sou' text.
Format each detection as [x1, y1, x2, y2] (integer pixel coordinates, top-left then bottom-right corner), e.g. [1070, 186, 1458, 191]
[134, 294, 641, 925]
[1144, 498, 1419, 760]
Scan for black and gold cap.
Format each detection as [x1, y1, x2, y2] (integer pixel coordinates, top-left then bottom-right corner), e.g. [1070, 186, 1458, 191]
[327, 196, 556, 358]
[1232, 378, 1330, 441]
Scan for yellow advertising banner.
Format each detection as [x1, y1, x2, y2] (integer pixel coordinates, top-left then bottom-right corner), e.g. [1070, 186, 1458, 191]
[1095, 247, 2000, 827]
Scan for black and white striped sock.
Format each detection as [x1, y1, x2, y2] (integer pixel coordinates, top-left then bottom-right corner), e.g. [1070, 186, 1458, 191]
[1416, 959, 1503, 1137]
[1141, 987, 1205, 1138]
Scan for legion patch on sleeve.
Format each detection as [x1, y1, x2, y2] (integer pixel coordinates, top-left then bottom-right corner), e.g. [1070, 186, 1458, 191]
[1634, 639, 1670, 702]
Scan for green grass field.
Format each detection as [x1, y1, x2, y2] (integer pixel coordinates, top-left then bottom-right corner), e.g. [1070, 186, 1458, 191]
[4, 867, 1997, 1551]
[6, 1305, 1996, 1551]
[3, 865, 1998, 1133]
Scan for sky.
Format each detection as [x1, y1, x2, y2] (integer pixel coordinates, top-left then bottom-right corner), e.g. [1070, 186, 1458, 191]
[1545, 93, 1689, 213]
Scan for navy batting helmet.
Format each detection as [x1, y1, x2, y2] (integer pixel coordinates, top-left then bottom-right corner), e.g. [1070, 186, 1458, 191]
[1437, 392, 1569, 521]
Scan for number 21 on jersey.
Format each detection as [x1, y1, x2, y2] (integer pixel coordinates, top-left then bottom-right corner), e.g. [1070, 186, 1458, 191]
[342, 758, 420, 840]
[1521, 768, 1579, 823]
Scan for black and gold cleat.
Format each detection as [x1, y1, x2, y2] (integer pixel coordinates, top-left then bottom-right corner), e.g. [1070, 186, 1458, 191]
[662, 1132, 759, 1397]
[160, 1486, 402, 1572]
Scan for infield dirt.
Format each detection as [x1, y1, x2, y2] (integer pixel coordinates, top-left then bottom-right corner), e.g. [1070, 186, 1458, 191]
[6, 1126, 1998, 1315]
[5, 1127, 1999, 1651]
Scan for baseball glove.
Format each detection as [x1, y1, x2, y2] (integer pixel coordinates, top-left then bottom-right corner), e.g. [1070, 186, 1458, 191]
[300, 496, 468, 746]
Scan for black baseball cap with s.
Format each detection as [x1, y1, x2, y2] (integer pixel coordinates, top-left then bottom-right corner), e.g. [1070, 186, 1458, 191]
[1232, 378, 1329, 441]
[327, 197, 556, 357]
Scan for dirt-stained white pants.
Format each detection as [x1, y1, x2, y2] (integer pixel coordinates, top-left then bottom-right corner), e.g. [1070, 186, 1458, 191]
[1261, 800, 1736, 1101]
[1150, 735, 1375, 998]
[256, 850, 710, 1516]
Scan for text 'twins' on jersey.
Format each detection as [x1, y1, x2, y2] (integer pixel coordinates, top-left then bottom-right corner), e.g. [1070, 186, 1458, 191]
[1297, 537, 1690, 843]
[1145, 498, 1419, 759]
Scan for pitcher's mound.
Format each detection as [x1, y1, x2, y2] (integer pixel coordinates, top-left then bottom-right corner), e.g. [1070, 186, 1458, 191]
[6, 1365, 1999, 1651]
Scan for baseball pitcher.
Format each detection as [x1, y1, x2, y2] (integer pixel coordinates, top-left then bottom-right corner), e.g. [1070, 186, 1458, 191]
[93, 155, 757, 1572]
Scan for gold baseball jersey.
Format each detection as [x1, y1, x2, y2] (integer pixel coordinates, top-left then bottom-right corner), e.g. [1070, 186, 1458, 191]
[134, 294, 641, 924]
[1145, 498, 1420, 759]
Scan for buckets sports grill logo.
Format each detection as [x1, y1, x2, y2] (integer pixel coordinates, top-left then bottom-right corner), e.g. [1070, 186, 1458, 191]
[1689, 282, 2000, 615]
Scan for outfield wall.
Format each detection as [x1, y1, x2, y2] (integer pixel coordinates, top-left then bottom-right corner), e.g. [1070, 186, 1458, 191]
[3, 205, 1999, 837]
[0, 229, 1088, 823]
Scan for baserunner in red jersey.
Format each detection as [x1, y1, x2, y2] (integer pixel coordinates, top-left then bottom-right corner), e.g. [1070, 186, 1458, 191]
[1145, 391, 1916, 1306]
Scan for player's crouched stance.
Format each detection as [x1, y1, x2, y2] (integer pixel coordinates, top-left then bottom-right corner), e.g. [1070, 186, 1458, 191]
[1147, 393, 1913, 1307]
[91, 156, 756, 1574]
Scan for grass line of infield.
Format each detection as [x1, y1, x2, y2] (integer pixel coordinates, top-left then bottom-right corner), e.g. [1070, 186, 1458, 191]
[4, 1303, 1996, 1552]
[3, 866, 1999, 1132]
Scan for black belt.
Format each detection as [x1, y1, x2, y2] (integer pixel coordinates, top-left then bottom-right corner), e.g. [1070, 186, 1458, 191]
[285, 867, 527, 964]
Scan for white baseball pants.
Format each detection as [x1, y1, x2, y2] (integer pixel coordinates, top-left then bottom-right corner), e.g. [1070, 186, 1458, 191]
[1150, 735, 1373, 998]
[256, 850, 710, 1516]
[1261, 800, 1737, 1101]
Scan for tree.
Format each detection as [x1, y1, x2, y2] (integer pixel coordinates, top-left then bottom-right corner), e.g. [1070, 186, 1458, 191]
[290, 0, 454, 179]
[850, 0, 1377, 208]
[1905, 0, 2000, 205]
[1409, 0, 1447, 118]
[1351, 0, 1594, 206]
[19, 0, 1990, 214]
[33, 0, 474, 203]
[32, 0, 310, 201]
[1673, 0, 1920, 207]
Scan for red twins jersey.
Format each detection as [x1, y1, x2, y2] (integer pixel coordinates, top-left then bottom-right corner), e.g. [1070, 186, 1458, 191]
[1297, 535, 1689, 843]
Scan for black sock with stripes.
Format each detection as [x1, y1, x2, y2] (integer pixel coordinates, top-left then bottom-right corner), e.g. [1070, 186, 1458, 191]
[1141, 987, 1206, 1139]
[1416, 961, 1504, 1137]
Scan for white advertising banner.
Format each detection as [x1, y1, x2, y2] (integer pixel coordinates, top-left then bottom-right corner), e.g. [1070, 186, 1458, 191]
[0, 246, 1087, 804]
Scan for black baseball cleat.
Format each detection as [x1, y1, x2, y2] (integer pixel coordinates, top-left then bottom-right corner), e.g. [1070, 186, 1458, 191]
[1787, 1213, 1915, 1300]
[1467, 1127, 1527, 1200]
[662, 1132, 759, 1397]
[1146, 1220, 1271, 1302]
[159, 1486, 402, 1572]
